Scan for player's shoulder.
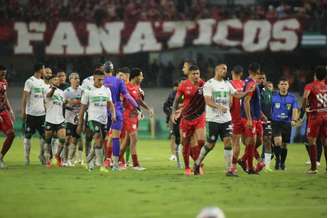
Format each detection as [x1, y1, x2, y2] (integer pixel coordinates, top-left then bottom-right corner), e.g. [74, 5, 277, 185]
[287, 92, 297, 99]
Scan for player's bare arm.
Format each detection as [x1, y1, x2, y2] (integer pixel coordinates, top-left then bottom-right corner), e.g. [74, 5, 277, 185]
[138, 99, 154, 117]
[76, 104, 87, 135]
[107, 101, 116, 123]
[21, 90, 29, 119]
[5, 92, 15, 122]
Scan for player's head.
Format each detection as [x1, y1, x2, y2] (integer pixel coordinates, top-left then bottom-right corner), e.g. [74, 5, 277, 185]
[248, 63, 261, 76]
[182, 59, 196, 76]
[103, 60, 114, 75]
[130, 67, 144, 84]
[231, 65, 243, 79]
[49, 75, 60, 87]
[189, 65, 200, 82]
[0, 65, 7, 80]
[43, 67, 53, 81]
[278, 78, 289, 94]
[34, 63, 45, 77]
[266, 81, 274, 91]
[93, 69, 105, 88]
[214, 64, 228, 79]
[56, 70, 67, 84]
[256, 71, 266, 85]
[69, 72, 80, 87]
[117, 67, 130, 82]
[314, 65, 326, 81]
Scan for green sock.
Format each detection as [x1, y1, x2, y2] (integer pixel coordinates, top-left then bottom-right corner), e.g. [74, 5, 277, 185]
[126, 146, 131, 162]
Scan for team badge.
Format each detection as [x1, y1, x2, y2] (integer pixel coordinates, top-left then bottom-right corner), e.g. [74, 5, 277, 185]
[211, 135, 216, 141]
[286, 104, 291, 110]
[275, 103, 280, 109]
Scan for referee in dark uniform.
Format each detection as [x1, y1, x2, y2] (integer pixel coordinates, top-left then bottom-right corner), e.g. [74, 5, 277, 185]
[272, 78, 299, 170]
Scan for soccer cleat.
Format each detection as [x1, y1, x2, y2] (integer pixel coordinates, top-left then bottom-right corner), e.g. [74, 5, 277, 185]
[103, 158, 111, 168]
[255, 161, 266, 173]
[247, 168, 259, 175]
[264, 167, 273, 173]
[237, 159, 247, 173]
[280, 163, 286, 170]
[0, 160, 7, 169]
[119, 162, 127, 170]
[226, 170, 238, 177]
[46, 160, 52, 168]
[307, 169, 318, 174]
[274, 161, 280, 170]
[193, 163, 200, 176]
[185, 168, 192, 176]
[55, 156, 63, 167]
[169, 155, 177, 161]
[100, 166, 109, 173]
[229, 165, 238, 175]
[132, 166, 146, 171]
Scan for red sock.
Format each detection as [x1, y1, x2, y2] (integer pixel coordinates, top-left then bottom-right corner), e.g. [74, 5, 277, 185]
[232, 156, 238, 165]
[183, 144, 190, 169]
[190, 145, 200, 161]
[309, 144, 317, 170]
[132, 154, 139, 167]
[106, 146, 112, 159]
[254, 147, 260, 160]
[1, 132, 15, 157]
[247, 144, 254, 171]
[241, 147, 248, 162]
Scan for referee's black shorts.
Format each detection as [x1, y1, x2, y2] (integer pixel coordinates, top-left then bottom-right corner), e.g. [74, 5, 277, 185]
[272, 120, 291, 143]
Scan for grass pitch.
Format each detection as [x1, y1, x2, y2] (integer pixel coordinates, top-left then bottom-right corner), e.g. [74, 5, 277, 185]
[0, 138, 326, 218]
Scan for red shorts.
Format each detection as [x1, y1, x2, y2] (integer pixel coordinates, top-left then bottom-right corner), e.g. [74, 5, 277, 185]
[123, 112, 139, 133]
[307, 113, 327, 139]
[241, 118, 263, 138]
[180, 114, 205, 138]
[232, 120, 244, 135]
[0, 110, 13, 134]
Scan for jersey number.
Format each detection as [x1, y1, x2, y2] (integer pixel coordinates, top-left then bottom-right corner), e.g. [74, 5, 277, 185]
[316, 93, 327, 107]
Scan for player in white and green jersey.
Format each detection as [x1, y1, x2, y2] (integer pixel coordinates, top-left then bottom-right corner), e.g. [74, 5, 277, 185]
[64, 73, 83, 166]
[194, 64, 251, 176]
[77, 69, 116, 172]
[21, 63, 47, 166]
[43, 75, 67, 168]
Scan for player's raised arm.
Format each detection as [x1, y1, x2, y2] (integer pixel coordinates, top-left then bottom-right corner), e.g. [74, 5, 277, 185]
[291, 96, 300, 127]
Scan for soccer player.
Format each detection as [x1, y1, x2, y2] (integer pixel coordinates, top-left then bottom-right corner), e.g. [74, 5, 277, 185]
[102, 61, 139, 171]
[57, 70, 70, 91]
[229, 65, 245, 172]
[171, 65, 205, 176]
[22, 63, 47, 166]
[271, 78, 299, 170]
[301, 66, 327, 174]
[194, 64, 251, 176]
[120, 68, 153, 170]
[163, 81, 181, 163]
[43, 75, 67, 167]
[77, 69, 116, 172]
[0, 65, 15, 168]
[64, 73, 83, 166]
[239, 63, 264, 174]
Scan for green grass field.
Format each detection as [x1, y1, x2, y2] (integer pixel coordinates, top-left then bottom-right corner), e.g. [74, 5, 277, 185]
[0, 137, 326, 218]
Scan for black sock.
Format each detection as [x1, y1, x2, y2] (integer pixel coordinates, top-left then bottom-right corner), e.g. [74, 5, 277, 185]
[273, 146, 281, 161]
[281, 148, 288, 165]
[317, 141, 322, 162]
[305, 143, 310, 159]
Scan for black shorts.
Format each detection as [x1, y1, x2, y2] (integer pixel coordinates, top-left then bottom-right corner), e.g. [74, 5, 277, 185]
[66, 122, 80, 139]
[206, 121, 232, 143]
[24, 115, 45, 139]
[87, 120, 107, 139]
[272, 121, 291, 143]
[263, 120, 272, 136]
[45, 122, 66, 132]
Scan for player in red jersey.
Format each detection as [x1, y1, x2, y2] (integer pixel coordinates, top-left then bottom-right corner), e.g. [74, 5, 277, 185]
[0, 65, 16, 168]
[171, 65, 206, 176]
[229, 65, 245, 172]
[120, 68, 153, 170]
[301, 66, 327, 174]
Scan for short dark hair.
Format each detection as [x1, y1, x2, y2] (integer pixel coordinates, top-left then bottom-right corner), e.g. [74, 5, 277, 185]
[34, 63, 45, 72]
[279, 77, 288, 83]
[248, 63, 261, 73]
[315, 65, 326, 80]
[267, 81, 273, 85]
[93, 69, 105, 76]
[0, 65, 6, 71]
[56, 71, 66, 75]
[183, 59, 196, 66]
[130, 67, 142, 80]
[232, 65, 243, 74]
[118, 67, 130, 74]
[189, 65, 199, 71]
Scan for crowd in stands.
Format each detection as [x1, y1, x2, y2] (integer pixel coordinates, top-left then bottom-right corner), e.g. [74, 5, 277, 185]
[0, 0, 325, 32]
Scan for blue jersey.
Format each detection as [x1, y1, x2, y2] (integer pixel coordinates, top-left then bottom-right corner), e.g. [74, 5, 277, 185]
[241, 77, 262, 120]
[271, 91, 299, 123]
[103, 76, 127, 112]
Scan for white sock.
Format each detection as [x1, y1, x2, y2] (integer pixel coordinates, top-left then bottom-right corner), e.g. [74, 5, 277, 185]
[95, 148, 103, 166]
[68, 144, 76, 161]
[43, 143, 51, 161]
[51, 138, 58, 156]
[113, 156, 119, 168]
[24, 138, 31, 159]
[39, 138, 45, 156]
[224, 149, 232, 171]
[77, 150, 83, 161]
[264, 153, 272, 168]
